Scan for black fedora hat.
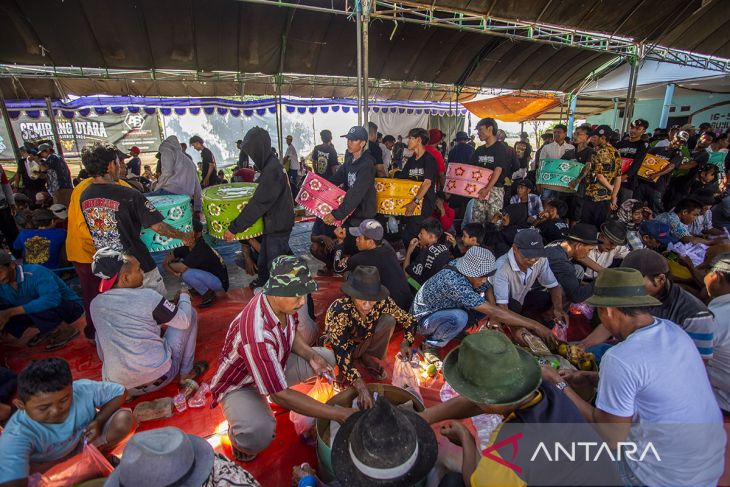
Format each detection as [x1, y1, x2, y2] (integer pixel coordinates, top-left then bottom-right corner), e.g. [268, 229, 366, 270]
[341, 265, 389, 302]
[332, 397, 437, 487]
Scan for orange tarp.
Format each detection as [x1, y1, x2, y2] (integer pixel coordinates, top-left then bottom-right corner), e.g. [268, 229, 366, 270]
[462, 94, 561, 122]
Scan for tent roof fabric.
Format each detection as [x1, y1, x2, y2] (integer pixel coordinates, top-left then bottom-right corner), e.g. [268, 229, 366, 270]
[0, 0, 727, 100]
[463, 95, 560, 122]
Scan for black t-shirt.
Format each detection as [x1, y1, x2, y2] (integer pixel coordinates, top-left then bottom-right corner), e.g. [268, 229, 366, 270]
[80, 183, 163, 272]
[16, 158, 46, 194]
[615, 139, 649, 189]
[407, 243, 451, 285]
[470, 142, 510, 187]
[537, 218, 569, 245]
[311, 144, 339, 179]
[127, 156, 141, 177]
[368, 141, 383, 165]
[397, 151, 439, 217]
[200, 148, 219, 186]
[347, 242, 413, 311]
[173, 239, 229, 291]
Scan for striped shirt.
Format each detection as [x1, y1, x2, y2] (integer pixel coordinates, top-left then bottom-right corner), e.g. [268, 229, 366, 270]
[210, 292, 295, 405]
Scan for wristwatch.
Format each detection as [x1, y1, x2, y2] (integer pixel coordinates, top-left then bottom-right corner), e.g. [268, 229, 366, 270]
[555, 381, 568, 392]
[413, 197, 421, 204]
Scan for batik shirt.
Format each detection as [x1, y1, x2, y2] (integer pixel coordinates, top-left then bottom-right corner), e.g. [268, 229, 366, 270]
[584, 144, 621, 202]
[324, 296, 415, 383]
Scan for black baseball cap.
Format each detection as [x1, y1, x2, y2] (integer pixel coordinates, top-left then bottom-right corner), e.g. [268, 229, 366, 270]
[515, 178, 534, 191]
[455, 131, 469, 141]
[593, 125, 614, 138]
[631, 119, 649, 130]
[92, 248, 126, 293]
[514, 229, 547, 258]
[341, 126, 368, 141]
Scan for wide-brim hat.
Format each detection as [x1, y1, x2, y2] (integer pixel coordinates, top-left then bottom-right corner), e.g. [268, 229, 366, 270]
[332, 398, 437, 487]
[443, 331, 541, 406]
[341, 265, 389, 302]
[584, 267, 661, 308]
[105, 427, 214, 487]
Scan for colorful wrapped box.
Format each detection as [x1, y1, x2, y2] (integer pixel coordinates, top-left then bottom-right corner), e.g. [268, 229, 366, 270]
[374, 178, 423, 216]
[537, 158, 585, 193]
[637, 153, 670, 182]
[140, 194, 193, 252]
[620, 157, 634, 174]
[202, 183, 264, 239]
[444, 163, 493, 199]
[295, 172, 351, 225]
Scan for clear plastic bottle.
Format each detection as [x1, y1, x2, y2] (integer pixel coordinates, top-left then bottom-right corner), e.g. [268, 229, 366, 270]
[173, 393, 188, 413]
[188, 382, 210, 408]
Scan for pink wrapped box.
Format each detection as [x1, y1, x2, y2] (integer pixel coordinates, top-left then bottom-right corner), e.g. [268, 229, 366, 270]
[295, 172, 352, 225]
[444, 163, 493, 199]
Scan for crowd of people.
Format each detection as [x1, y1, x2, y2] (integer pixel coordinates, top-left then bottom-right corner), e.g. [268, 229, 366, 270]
[0, 116, 729, 487]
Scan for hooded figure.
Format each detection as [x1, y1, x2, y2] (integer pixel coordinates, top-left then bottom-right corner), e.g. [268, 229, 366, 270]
[228, 127, 294, 285]
[154, 136, 203, 211]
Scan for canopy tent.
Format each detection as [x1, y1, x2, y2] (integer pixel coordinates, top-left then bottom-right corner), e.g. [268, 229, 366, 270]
[1, 0, 728, 102]
[462, 94, 560, 122]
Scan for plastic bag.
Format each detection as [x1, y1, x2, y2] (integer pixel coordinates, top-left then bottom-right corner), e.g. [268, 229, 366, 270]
[37, 443, 113, 486]
[392, 354, 423, 404]
[290, 378, 335, 445]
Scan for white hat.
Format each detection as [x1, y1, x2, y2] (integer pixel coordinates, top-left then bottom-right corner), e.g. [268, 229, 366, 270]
[49, 203, 68, 219]
[455, 246, 497, 278]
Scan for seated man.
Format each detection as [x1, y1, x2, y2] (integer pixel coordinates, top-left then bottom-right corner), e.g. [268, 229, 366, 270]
[445, 222, 484, 259]
[334, 219, 412, 311]
[543, 268, 724, 487]
[411, 246, 556, 364]
[325, 265, 415, 403]
[655, 197, 712, 245]
[91, 249, 205, 396]
[13, 209, 67, 269]
[403, 218, 451, 288]
[638, 219, 672, 251]
[0, 252, 81, 350]
[687, 189, 723, 237]
[0, 358, 137, 487]
[210, 256, 356, 462]
[491, 229, 565, 320]
[704, 252, 730, 415]
[164, 220, 229, 308]
[580, 219, 629, 280]
[424, 332, 618, 487]
[543, 223, 598, 304]
[582, 249, 716, 363]
[534, 198, 569, 245]
[509, 178, 542, 223]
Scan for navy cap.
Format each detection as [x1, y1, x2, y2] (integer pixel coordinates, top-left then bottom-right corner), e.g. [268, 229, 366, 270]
[514, 229, 546, 258]
[341, 126, 368, 141]
[593, 125, 614, 138]
[455, 131, 469, 141]
[639, 220, 672, 246]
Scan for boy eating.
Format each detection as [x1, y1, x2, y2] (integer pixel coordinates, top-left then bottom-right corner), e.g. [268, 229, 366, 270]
[0, 358, 136, 486]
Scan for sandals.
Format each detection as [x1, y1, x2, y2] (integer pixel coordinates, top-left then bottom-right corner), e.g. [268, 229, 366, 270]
[27, 331, 52, 347]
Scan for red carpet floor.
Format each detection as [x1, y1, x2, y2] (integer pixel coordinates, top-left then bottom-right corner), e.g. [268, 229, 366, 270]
[1, 276, 450, 487]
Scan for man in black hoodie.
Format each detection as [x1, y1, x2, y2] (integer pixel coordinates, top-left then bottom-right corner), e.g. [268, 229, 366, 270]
[224, 128, 294, 287]
[322, 126, 377, 228]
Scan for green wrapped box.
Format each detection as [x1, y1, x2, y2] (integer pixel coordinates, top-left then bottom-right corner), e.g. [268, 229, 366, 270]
[140, 194, 193, 252]
[203, 183, 264, 239]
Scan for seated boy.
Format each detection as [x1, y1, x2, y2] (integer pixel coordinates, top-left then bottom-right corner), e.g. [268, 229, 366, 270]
[445, 222, 484, 258]
[163, 220, 229, 307]
[13, 209, 67, 269]
[402, 218, 451, 288]
[92, 249, 205, 395]
[534, 198, 569, 245]
[0, 358, 136, 486]
[509, 178, 543, 223]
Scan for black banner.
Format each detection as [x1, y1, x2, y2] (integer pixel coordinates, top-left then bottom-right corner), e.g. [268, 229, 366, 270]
[5, 111, 161, 158]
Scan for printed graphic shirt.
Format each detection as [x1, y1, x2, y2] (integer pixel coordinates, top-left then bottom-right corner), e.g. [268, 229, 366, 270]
[397, 151, 439, 217]
[470, 142, 510, 187]
[406, 243, 451, 285]
[41, 154, 73, 194]
[325, 296, 415, 382]
[79, 183, 163, 272]
[411, 263, 490, 319]
[13, 228, 67, 269]
[311, 143, 339, 179]
[584, 144, 621, 202]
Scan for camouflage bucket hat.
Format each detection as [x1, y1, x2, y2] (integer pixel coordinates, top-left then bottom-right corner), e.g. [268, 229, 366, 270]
[262, 255, 318, 297]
